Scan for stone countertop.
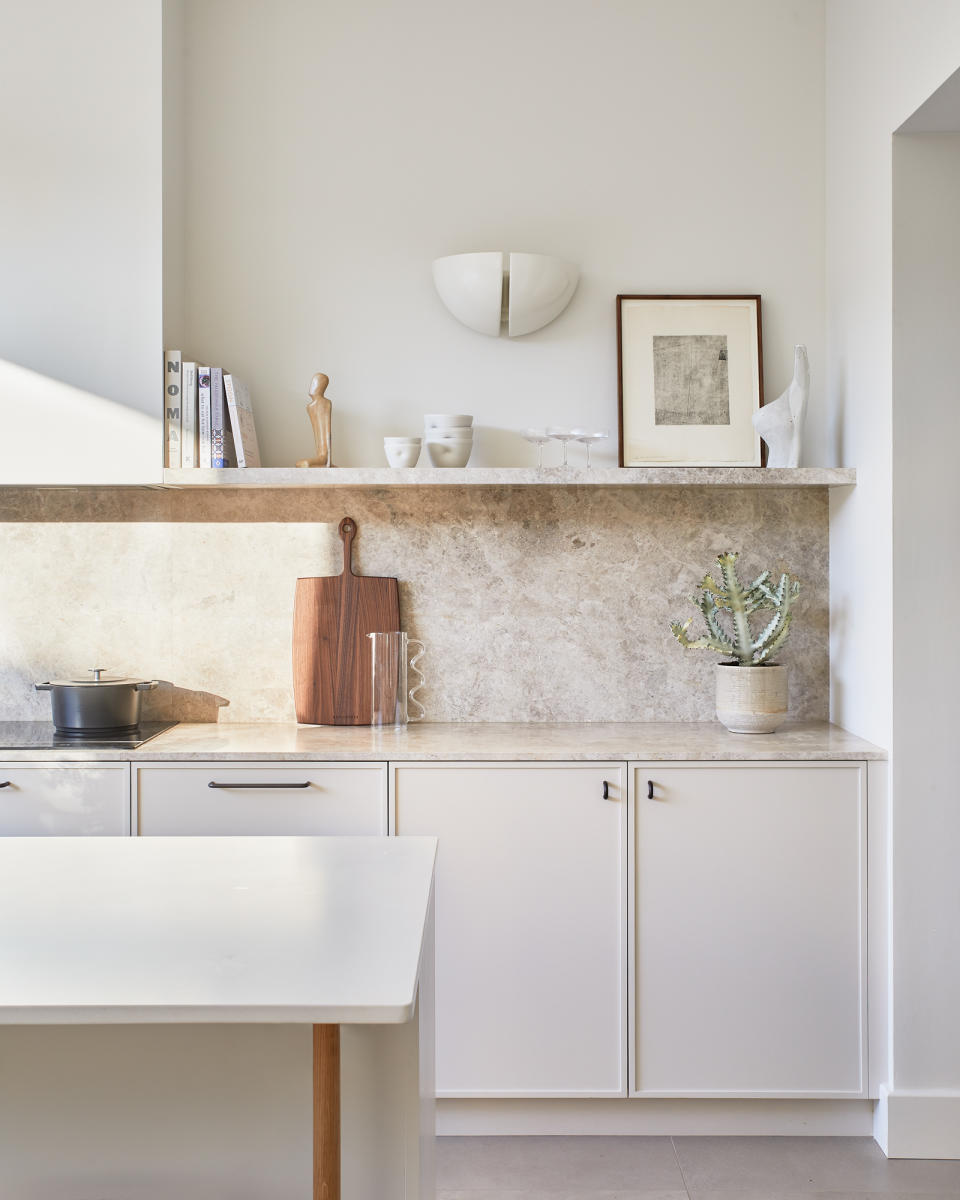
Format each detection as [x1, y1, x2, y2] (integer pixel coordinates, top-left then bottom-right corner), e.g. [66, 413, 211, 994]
[0, 721, 886, 762]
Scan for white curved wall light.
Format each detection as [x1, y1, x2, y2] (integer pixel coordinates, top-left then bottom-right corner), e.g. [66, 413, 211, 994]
[432, 251, 578, 337]
[431, 252, 504, 337]
[507, 252, 579, 337]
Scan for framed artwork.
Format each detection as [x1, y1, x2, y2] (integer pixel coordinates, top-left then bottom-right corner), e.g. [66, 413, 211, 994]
[617, 295, 763, 466]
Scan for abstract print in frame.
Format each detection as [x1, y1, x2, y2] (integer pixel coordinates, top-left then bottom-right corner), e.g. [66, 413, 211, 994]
[617, 295, 763, 466]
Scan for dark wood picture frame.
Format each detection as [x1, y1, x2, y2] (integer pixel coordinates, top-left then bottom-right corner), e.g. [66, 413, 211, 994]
[616, 295, 764, 467]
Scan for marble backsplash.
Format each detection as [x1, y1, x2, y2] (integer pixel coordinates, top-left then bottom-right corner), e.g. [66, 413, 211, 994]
[0, 486, 829, 724]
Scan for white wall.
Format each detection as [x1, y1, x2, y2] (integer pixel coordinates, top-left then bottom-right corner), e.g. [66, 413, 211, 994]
[826, 0, 960, 744]
[177, 0, 826, 468]
[0, 0, 163, 483]
[163, 0, 186, 353]
[826, 0, 960, 1155]
[891, 132, 960, 1093]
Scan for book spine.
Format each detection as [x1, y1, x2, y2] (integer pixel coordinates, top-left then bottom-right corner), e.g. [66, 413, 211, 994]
[210, 367, 226, 468]
[197, 365, 211, 469]
[223, 373, 245, 467]
[163, 349, 182, 469]
[222, 411, 237, 468]
[227, 375, 262, 468]
[180, 361, 198, 468]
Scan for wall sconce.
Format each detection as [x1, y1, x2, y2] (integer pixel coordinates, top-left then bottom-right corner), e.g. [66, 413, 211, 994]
[432, 252, 579, 337]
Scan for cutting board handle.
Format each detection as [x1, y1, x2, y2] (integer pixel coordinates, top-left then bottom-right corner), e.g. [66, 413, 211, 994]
[338, 517, 357, 577]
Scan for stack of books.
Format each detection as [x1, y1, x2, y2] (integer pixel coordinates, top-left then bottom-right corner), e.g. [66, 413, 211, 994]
[163, 350, 262, 469]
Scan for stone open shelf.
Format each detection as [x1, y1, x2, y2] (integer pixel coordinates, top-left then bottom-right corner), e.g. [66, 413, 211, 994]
[161, 466, 856, 489]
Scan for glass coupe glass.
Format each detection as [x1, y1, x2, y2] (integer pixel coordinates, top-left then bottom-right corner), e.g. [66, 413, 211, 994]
[572, 428, 610, 468]
[521, 428, 552, 470]
[546, 427, 577, 467]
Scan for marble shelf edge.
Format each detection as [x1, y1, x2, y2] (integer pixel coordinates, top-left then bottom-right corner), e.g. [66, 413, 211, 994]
[159, 466, 857, 489]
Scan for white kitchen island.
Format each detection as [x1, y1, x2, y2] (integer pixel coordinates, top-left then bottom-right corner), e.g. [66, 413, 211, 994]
[0, 836, 436, 1200]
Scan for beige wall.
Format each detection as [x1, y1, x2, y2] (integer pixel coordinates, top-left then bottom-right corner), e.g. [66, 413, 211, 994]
[0, 486, 829, 724]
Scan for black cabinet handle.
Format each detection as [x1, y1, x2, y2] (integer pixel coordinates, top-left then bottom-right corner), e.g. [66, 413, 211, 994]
[602, 780, 609, 799]
[647, 779, 654, 799]
[207, 781, 311, 790]
[0, 781, 10, 789]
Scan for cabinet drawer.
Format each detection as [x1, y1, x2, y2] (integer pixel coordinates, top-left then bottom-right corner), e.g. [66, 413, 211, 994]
[0, 763, 129, 835]
[135, 762, 387, 835]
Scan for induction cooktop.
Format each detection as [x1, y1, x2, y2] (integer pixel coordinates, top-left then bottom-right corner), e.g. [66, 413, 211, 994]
[0, 721, 179, 750]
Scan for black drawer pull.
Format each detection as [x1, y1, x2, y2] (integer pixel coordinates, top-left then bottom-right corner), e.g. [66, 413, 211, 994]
[207, 781, 311, 790]
[602, 780, 609, 799]
[0, 781, 10, 789]
[647, 779, 654, 799]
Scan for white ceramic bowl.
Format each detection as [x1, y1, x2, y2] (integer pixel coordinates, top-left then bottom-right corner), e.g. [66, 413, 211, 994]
[384, 442, 421, 468]
[425, 430, 473, 442]
[427, 439, 472, 467]
[384, 436, 421, 444]
[424, 413, 473, 429]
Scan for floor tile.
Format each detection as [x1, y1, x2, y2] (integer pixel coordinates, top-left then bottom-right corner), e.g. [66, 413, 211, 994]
[437, 1192, 688, 1200]
[687, 1193, 960, 1200]
[436, 1135, 685, 1193]
[437, 1193, 688, 1200]
[674, 1135, 960, 1195]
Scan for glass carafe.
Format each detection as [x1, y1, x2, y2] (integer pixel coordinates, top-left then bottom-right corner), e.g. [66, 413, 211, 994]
[368, 631, 425, 726]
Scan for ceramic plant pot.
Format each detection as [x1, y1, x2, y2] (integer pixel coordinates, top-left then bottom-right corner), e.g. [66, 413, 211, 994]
[715, 663, 788, 734]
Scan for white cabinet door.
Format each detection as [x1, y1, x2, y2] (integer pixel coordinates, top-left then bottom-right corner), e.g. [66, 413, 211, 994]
[631, 762, 866, 1098]
[393, 762, 626, 1097]
[135, 763, 386, 835]
[0, 763, 129, 835]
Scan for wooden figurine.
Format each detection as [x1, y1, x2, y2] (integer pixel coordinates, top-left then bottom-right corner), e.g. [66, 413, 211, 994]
[296, 372, 333, 467]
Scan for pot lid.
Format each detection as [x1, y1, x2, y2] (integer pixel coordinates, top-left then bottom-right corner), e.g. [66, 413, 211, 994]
[49, 668, 146, 687]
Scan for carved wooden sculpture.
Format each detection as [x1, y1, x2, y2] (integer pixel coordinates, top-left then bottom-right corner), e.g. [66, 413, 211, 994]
[296, 372, 333, 467]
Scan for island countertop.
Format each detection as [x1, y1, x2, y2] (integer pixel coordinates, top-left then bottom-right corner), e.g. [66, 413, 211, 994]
[0, 721, 886, 762]
[0, 835, 437, 1024]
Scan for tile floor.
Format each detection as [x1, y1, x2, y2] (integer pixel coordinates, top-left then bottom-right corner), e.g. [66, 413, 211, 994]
[436, 1136, 960, 1199]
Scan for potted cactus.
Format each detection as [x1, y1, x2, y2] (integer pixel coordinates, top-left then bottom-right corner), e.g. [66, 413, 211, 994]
[671, 551, 801, 733]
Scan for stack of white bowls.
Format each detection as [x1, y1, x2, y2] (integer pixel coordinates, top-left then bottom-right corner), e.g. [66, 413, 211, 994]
[424, 414, 473, 467]
[383, 436, 422, 467]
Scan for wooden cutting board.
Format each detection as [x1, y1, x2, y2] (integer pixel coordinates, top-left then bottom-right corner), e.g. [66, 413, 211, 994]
[292, 517, 400, 725]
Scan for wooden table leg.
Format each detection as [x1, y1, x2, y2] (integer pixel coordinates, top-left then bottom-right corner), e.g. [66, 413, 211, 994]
[313, 1024, 340, 1200]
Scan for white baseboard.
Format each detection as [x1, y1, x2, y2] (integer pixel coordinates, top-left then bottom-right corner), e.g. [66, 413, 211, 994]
[873, 1084, 889, 1154]
[437, 1099, 874, 1136]
[875, 1086, 960, 1158]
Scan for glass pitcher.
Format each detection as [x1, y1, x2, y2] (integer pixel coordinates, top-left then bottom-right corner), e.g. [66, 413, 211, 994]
[368, 631, 425, 726]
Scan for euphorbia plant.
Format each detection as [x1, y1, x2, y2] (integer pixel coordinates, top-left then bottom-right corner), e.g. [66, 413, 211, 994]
[671, 551, 800, 666]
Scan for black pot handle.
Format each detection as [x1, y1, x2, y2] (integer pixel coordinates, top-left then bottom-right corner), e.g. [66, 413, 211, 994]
[34, 683, 52, 691]
[135, 681, 160, 691]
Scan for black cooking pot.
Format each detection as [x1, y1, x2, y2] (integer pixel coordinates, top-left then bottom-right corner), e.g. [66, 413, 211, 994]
[35, 669, 159, 735]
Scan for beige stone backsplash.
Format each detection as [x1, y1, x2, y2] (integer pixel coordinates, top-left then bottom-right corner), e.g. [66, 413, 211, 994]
[0, 486, 828, 724]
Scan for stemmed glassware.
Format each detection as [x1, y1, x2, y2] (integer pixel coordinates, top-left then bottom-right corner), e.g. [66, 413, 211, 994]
[522, 429, 552, 470]
[572, 428, 610, 468]
[521, 427, 612, 468]
[546, 427, 578, 467]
